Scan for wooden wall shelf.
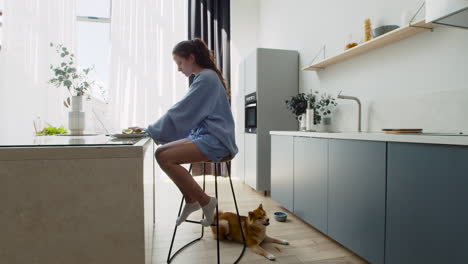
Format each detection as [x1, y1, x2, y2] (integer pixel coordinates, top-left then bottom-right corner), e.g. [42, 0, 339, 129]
[302, 19, 435, 71]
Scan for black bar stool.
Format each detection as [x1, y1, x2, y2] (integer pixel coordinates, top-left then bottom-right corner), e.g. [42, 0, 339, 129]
[167, 156, 247, 264]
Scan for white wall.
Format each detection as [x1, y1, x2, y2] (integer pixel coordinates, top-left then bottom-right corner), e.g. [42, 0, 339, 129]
[231, 0, 260, 181]
[234, 0, 468, 134]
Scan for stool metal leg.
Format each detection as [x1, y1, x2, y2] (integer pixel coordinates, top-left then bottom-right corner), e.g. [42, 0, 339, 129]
[214, 163, 220, 264]
[167, 164, 205, 263]
[227, 161, 247, 263]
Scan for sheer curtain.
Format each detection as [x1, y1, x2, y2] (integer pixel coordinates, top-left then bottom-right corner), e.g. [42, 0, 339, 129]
[108, 0, 188, 131]
[0, 0, 76, 137]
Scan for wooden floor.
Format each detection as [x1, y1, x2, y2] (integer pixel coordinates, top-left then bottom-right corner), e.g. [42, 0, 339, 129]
[152, 173, 368, 264]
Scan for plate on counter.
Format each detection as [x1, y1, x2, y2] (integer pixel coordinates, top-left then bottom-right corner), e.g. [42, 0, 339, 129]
[108, 133, 148, 138]
[382, 128, 423, 134]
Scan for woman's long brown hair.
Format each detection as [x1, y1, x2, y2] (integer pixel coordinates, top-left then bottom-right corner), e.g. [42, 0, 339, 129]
[172, 39, 230, 97]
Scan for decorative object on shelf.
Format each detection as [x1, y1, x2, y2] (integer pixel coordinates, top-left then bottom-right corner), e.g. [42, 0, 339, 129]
[364, 18, 372, 41]
[315, 93, 338, 132]
[372, 25, 400, 38]
[48, 43, 102, 135]
[345, 34, 358, 50]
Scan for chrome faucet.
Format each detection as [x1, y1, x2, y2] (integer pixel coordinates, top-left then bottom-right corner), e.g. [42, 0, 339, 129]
[337, 92, 362, 132]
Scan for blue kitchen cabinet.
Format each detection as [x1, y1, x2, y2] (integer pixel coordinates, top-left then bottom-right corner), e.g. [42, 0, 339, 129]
[270, 135, 294, 212]
[328, 139, 386, 264]
[293, 137, 328, 233]
[386, 143, 468, 264]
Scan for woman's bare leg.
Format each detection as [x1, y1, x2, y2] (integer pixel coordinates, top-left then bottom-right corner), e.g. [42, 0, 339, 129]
[155, 138, 196, 201]
[155, 140, 211, 205]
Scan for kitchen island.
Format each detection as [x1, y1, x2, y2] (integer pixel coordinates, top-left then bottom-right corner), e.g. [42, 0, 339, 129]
[0, 135, 155, 264]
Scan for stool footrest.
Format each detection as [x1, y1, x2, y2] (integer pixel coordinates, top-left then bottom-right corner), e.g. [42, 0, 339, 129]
[185, 219, 217, 227]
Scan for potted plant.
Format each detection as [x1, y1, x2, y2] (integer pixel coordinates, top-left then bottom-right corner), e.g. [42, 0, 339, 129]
[307, 91, 321, 126]
[315, 92, 338, 131]
[285, 93, 309, 130]
[48, 43, 102, 135]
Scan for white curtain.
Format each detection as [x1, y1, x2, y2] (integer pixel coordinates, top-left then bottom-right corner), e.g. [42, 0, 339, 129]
[0, 0, 76, 137]
[0, 0, 188, 137]
[109, 0, 188, 131]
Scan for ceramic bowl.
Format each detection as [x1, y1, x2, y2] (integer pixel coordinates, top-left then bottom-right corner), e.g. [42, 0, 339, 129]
[372, 25, 400, 37]
[274, 212, 288, 222]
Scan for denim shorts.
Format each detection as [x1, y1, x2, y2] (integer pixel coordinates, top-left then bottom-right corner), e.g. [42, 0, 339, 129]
[189, 129, 230, 162]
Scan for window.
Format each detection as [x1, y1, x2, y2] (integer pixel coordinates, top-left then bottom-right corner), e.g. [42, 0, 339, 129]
[76, 0, 111, 101]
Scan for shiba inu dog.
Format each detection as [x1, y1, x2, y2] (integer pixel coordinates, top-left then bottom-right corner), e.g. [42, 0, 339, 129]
[210, 204, 289, 260]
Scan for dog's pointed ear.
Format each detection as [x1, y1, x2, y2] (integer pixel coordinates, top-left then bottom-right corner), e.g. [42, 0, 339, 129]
[258, 203, 263, 210]
[248, 211, 255, 221]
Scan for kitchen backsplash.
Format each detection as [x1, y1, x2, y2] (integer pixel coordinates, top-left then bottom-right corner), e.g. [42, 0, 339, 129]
[330, 89, 468, 133]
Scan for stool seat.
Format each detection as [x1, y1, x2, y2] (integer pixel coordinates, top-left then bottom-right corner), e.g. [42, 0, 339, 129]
[209, 155, 233, 163]
[192, 156, 233, 165]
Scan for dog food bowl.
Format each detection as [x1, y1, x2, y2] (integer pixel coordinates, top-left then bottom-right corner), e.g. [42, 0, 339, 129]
[274, 212, 288, 222]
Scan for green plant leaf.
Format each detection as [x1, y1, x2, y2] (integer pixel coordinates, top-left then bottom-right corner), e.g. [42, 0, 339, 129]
[64, 80, 72, 88]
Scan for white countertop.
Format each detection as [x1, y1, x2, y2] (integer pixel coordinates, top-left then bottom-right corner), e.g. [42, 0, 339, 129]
[270, 131, 468, 146]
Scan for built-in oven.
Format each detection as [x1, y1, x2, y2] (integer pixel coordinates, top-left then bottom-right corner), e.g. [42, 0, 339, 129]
[245, 92, 257, 133]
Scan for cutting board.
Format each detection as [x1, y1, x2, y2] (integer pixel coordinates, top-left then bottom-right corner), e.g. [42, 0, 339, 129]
[382, 128, 423, 134]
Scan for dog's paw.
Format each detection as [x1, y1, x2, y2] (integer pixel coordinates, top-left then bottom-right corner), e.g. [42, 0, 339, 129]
[281, 239, 289, 245]
[266, 254, 275, 261]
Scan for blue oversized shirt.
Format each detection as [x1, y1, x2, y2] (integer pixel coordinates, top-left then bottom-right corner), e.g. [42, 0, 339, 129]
[146, 68, 238, 158]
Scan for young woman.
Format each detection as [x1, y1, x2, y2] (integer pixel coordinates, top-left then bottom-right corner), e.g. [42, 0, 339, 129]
[146, 39, 238, 227]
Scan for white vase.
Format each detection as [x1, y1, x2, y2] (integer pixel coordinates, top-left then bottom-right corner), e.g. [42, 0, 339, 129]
[68, 96, 85, 135]
[306, 109, 314, 131]
[71, 95, 84, 111]
[299, 113, 307, 131]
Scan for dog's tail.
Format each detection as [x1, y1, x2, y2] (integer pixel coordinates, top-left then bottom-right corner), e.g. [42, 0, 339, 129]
[210, 209, 224, 238]
[212, 209, 224, 224]
[210, 210, 223, 230]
